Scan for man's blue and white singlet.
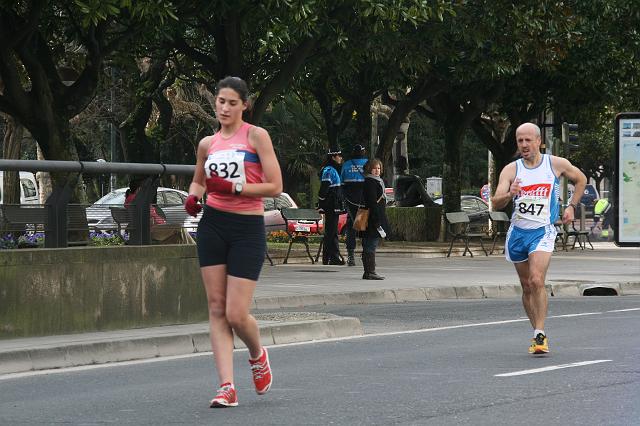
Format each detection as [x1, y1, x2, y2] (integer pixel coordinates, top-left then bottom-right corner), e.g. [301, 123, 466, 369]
[511, 154, 560, 229]
[505, 154, 560, 262]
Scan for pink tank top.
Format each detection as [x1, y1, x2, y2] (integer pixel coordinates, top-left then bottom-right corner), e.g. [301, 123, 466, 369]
[204, 122, 265, 212]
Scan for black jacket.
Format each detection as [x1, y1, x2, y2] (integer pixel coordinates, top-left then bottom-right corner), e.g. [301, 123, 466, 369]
[362, 176, 389, 237]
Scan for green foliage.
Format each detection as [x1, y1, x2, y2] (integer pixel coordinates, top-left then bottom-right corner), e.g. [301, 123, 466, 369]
[73, 0, 178, 27]
[90, 232, 124, 246]
[386, 206, 441, 241]
[567, 108, 616, 185]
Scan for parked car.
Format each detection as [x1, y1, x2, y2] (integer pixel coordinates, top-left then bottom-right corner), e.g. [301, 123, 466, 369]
[434, 195, 490, 231]
[0, 171, 39, 205]
[264, 193, 299, 233]
[86, 187, 201, 232]
[90, 189, 345, 236]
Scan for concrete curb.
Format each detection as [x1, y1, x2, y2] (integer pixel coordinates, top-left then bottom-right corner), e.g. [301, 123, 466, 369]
[252, 281, 640, 309]
[0, 316, 363, 376]
[265, 245, 490, 264]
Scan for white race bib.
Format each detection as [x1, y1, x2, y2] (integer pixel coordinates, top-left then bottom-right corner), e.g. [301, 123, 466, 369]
[514, 183, 551, 223]
[204, 150, 246, 184]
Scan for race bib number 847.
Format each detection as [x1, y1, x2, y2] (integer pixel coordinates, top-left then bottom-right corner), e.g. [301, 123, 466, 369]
[204, 150, 246, 184]
[514, 183, 551, 223]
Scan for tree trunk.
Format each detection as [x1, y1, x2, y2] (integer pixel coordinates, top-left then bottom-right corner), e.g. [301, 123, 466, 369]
[442, 121, 465, 214]
[376, 76, 443, 175]
[353, 98, 373, 150]
[30, 112, 81, 191]
[119, 58, 169, 163]
[1, 114, 23, 204]
[36, 144, 52, 204]
[392, 116, 411, 179]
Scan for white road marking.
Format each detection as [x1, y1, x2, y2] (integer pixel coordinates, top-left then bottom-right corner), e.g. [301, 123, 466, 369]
[495, 360, 612, 377]
[0, 318, 531, 381]
[549, 312, 601, 318]
[606, 308, 640, 313]
[2, 307, 638, 381]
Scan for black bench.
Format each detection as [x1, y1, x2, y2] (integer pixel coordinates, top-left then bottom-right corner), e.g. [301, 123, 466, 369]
[445, 212, 487, 257]
[0, 204, 91, 246]
[280, 208, 322, 264]
[0, 204, 47, 233]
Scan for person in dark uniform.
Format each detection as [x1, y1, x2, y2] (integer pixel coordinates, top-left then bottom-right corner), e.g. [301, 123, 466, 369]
[318, 149, 345, 265]
[340, 144, 368, 266]
[361, 159, 389, 280]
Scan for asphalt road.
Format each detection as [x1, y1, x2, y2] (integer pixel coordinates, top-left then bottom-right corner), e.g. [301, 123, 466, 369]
[2, 297, 638, 426]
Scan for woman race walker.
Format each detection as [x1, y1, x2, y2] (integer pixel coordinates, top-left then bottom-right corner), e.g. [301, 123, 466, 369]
[184, 76, 282, 407]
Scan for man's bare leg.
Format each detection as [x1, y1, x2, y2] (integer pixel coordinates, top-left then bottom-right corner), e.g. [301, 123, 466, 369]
[514, 251, 552, 329]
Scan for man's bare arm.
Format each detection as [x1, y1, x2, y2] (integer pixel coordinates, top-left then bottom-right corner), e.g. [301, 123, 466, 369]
[491, 163, 517, 210]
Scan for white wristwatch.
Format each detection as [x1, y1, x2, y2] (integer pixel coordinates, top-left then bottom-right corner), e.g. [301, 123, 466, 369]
[234, 182, 244, 195]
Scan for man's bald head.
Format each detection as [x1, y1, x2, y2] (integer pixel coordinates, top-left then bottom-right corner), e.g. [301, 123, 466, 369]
[516, 122, 541, 138]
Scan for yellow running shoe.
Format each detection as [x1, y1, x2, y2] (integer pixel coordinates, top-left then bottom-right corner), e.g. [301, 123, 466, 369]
[528, 333, 549, 354]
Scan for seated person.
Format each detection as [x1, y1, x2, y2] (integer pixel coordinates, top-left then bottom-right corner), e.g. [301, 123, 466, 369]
[394, 174, 437, 207]
[125, 179, 194, 244]
[393, 156, 437, 207]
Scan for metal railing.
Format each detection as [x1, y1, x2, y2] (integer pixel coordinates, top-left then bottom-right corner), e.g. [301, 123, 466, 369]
[0, 159, 195, 247]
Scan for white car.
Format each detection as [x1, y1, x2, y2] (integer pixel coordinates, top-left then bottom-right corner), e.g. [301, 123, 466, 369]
[87, 187, 201, 232]
[0, 171, 40, 205]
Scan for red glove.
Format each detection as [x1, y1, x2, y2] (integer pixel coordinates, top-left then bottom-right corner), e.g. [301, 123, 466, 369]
[206, 174, 233, 194]
[184, 194, 202, 217]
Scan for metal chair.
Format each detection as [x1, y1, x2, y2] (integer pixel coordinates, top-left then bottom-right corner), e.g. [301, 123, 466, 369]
[280, 208, 322, 264]
[488, 211, 510, 255]
[445, 212, 487, 257]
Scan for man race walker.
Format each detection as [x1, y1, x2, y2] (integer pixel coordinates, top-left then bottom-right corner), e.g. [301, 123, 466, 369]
[492, 122, 587, 354]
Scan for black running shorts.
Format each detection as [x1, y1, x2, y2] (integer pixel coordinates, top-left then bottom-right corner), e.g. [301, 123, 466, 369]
[196, 206, 266, 281]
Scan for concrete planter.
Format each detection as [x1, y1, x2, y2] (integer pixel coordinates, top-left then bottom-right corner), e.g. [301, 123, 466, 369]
[0, 245, 206, 338]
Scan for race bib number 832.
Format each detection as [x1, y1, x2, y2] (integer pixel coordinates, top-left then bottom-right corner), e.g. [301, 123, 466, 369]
[204, 150, 246, 184]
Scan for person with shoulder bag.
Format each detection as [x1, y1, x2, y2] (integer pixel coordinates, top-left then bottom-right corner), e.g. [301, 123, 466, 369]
[360, 158, 389, 280]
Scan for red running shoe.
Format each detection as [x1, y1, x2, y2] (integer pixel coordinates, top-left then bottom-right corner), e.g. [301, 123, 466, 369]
[209, 383, 238, 408]
[249, 347, 272, 395]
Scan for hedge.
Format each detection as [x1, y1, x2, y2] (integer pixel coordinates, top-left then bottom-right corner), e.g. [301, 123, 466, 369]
[385, 206, 442, 242]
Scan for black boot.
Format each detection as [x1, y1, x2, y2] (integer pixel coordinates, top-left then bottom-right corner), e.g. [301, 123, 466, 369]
[362, 252, 384, 280]
[361, 253, 369, 279]
[369, 252, 384, 280]
[347, 249, 356, 266]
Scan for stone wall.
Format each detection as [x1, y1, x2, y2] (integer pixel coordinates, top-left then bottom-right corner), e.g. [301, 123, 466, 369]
[0, 245, 207, 339]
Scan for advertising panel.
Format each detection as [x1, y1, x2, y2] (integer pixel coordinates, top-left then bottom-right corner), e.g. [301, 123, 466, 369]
[614, 113, 640, 246]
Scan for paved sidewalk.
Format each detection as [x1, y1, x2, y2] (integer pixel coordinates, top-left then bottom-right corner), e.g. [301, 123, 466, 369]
[1, 242, 638, 376]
